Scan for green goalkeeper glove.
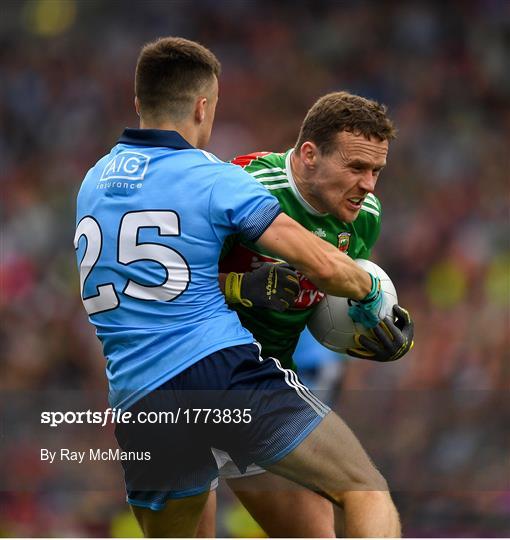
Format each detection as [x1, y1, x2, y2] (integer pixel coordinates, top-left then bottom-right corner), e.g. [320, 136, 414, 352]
[347, 305, 415, 362]
[225, 262, 300, 312]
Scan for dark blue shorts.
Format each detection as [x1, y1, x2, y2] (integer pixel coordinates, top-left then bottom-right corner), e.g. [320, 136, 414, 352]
[115, 343, 330, 510]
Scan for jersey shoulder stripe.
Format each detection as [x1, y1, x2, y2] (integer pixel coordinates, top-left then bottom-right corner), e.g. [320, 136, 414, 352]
[257, 174, 288, 183]
[231, 152, 289, 191]
[252, 167, 285, 177]
[360, 204, 380, 216]
[361, 199, 379, 211]
[361, 193, 381, 216]
[264, 182, 291, 190]
[364, 193, 381, 210]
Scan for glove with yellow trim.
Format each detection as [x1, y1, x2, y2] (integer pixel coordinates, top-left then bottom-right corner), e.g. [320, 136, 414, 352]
[347, 305, 414, 362]
[225, 262, 300, 312]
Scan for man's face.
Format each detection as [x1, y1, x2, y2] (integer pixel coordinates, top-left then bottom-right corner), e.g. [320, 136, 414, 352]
[196, 76, 219, 149]
[307, 131, 388, 222]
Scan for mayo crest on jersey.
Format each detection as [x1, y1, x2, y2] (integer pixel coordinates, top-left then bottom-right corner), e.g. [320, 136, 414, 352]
[75, 129, 281, 409]
[220, 149, 382, 368]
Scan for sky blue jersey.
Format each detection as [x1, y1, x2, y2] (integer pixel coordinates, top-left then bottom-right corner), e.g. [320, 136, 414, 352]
[75, 129, 281, 410]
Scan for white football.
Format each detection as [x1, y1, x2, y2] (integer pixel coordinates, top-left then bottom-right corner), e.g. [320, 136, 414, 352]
[307, 259, 398, 354]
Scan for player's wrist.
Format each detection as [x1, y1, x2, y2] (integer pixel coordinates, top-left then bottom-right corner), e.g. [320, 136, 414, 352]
[225, 272, 253, 307]
[360, 273, 381, 304]
[348, 274, 384, 328]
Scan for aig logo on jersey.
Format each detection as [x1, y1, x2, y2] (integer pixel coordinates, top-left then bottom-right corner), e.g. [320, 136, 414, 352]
[337, 232, 351, 252]
[97, 151, 150, 190]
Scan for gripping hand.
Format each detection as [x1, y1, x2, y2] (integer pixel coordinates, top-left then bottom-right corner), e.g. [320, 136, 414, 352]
[225, 263, 300, 312]
[347, 305, 415, 362]
[348, 273, 385, 328]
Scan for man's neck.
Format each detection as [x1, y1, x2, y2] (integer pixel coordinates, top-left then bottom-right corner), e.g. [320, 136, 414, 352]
[289, 150, 324, 212]
[139, 119, 199, 147]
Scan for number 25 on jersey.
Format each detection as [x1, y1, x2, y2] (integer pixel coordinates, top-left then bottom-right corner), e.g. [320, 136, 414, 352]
[74, 210, 190, 315]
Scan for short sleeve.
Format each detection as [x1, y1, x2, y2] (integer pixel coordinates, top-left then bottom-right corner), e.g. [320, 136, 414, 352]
[209, 164, 281, 242]
[357, 198, 382, 259]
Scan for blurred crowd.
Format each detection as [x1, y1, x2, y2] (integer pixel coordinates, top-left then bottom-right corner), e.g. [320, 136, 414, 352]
[0, 0, 508, 536]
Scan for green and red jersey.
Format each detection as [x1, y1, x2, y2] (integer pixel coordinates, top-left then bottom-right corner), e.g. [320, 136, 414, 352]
[220, 150, 382, 369]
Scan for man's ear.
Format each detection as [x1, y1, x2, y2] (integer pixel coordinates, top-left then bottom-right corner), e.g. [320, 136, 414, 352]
[194, 97, 207, 124]
[299, 141, 319, 169]
[134, 96, 141, 116]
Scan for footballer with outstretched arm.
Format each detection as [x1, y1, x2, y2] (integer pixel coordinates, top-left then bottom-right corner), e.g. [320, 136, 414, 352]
[76, 38, 403, 537]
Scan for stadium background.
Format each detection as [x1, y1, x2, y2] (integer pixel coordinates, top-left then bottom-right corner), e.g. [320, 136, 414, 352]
[0, 0, 508, 536]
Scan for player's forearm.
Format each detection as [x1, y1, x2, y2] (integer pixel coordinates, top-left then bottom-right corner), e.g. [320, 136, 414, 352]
[256, 213, 371, 300]
[302, 242, 372, 300]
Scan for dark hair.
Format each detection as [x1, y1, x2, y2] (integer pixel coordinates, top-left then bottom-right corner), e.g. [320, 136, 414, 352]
[295, 91, 396, 155]
[135, 36, 221, 121]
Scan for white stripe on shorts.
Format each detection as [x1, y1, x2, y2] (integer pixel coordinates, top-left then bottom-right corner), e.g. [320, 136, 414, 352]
[287, 367, 330, 415]
[253, 341, 263, 360]
[269, 357, 329, 416]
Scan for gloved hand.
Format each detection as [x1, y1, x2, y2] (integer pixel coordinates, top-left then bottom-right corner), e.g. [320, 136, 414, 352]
[225, 262, 300, 312]
[347, 305, 415, 362]
[348, 273, 386, 328]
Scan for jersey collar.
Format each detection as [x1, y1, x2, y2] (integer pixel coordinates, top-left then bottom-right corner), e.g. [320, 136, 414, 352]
[285, 149, 327, 216]
[117, 128, 195, 150]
